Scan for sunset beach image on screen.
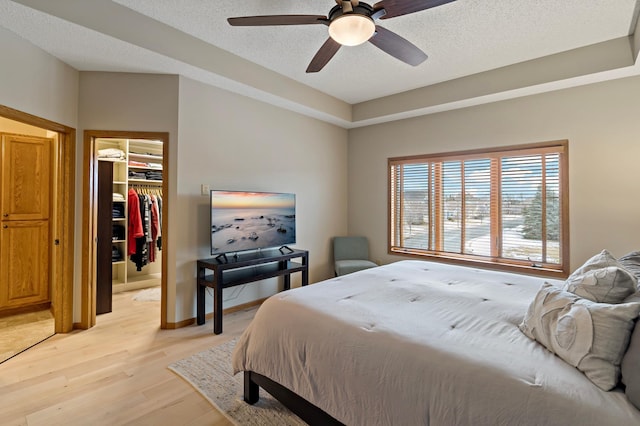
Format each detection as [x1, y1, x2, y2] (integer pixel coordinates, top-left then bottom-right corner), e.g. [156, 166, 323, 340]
[210, 191, 296, 254]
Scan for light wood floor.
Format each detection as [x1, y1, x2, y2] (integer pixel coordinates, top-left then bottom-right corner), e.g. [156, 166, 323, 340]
[0, 308, 54, 364]
[0, 290, 257, 425]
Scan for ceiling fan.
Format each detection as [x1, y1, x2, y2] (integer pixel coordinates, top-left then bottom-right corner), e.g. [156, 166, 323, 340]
[228, 0, 456, 73]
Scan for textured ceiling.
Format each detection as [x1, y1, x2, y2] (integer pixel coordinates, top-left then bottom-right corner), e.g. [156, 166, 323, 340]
[108, 0, 640, 103]
[1, 0, 639, 125]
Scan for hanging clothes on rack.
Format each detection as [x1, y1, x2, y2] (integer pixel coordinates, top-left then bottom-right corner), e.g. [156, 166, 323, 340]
[128, 188, 143, 255]
[149, 194, 160, 262]
[156, 193, 162, 250]
[128, 186, 162, 271]
[135, 191, 150, 271]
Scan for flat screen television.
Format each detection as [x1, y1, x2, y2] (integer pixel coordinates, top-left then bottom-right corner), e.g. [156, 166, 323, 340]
[210, 190, 296, 255]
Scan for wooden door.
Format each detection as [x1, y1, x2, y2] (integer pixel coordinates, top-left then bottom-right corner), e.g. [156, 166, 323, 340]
[0, 220, 50, 308]
[0, 133, 53, 312]
[1, 134, 51, 221]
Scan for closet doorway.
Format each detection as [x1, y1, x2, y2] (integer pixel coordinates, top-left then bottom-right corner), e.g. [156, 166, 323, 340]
[0, 105, 75, 363]
[82, 131, 168, 329]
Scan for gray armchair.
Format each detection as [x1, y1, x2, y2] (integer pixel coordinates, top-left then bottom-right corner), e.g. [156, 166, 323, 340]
[333, 236, 378, 276]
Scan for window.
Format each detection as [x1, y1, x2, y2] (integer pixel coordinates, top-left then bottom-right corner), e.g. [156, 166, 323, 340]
[389, 141, 569, 277]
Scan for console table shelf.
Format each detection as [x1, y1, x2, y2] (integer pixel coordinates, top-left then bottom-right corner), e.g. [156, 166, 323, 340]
[196, 248, 309, 334]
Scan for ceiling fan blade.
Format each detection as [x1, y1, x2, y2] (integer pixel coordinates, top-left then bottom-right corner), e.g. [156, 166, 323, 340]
[373, 0, 456, 19]
[368, 26, 427, 66]
[306, 38, 342, 73]
[228, 15, 328, 26]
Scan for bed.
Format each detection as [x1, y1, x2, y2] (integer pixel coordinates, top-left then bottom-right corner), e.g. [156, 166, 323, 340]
[232, 259, 640, 425]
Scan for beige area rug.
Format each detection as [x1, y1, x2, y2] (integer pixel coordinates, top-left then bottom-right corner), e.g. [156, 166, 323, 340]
[168, 338, 306, 425]
[132, 286, 161, 302]
[0, 309, 54, 364]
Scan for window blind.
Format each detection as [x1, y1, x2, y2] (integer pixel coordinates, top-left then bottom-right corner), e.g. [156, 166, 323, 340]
[389, 141, 568, 276]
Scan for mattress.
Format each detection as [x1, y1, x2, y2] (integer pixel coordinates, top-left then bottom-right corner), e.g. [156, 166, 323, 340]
[232, 260, 640, 425]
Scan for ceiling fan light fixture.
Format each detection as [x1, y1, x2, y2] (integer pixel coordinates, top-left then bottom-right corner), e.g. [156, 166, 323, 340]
[328, 14, 375, 46]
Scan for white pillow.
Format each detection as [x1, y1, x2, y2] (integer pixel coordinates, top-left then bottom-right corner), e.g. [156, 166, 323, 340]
[563, 249, 637, 303]
[621, 319, 640, 409]
[619, 251, 640, 281]
[520, 282, 640, 390]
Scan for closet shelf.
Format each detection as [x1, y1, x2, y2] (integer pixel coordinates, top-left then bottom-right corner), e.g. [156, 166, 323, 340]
[128, 165, 163, 171]
[129, 178, 163, 184]
[98, 158, 126, 163]
[129, 153, 162, 161]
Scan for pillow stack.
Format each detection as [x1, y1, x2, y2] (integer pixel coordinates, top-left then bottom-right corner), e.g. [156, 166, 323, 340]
[619, 252, 640, 409]
[563, 250, 637, 303]
[520, 250, 640, 396]
[619, 251, 640, 283]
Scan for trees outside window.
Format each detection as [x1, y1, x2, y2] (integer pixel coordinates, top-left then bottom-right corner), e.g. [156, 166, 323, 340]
[389, 141, 568, 277]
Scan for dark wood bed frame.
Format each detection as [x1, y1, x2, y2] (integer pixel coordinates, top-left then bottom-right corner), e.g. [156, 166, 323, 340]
[244, 371, 345, 425]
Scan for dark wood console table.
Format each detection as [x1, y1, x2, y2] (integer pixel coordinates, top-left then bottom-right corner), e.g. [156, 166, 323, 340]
[196, 248, 309, 334]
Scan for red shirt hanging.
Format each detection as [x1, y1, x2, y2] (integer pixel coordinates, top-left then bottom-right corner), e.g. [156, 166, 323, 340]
[127, 188, 144, 255]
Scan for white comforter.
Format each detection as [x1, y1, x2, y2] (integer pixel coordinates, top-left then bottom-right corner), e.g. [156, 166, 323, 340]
[232, 260, 640, 425]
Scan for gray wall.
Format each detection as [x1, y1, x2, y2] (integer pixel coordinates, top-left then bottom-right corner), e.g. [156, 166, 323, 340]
[348, 75, 640, 271]
[0, 25, 349, 325]
[0, 26, 78, 128]
[6, 23, 640, 325]
[77, 73, 348, 324]
[175, 76, 348, 322]
[77, 72, 180, 321]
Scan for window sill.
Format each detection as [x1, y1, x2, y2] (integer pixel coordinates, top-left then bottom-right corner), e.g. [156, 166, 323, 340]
[389, 247, 569, 280]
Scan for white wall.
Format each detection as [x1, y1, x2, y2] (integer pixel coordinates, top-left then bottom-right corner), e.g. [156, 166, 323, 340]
[348, 75, 640, 272]
[176, 76, 348, 323]
[0, 27, 78, 127]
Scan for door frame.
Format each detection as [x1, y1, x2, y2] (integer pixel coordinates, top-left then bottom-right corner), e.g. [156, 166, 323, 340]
[81, 130, 169, 329]
[0, 105, 75, 333]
